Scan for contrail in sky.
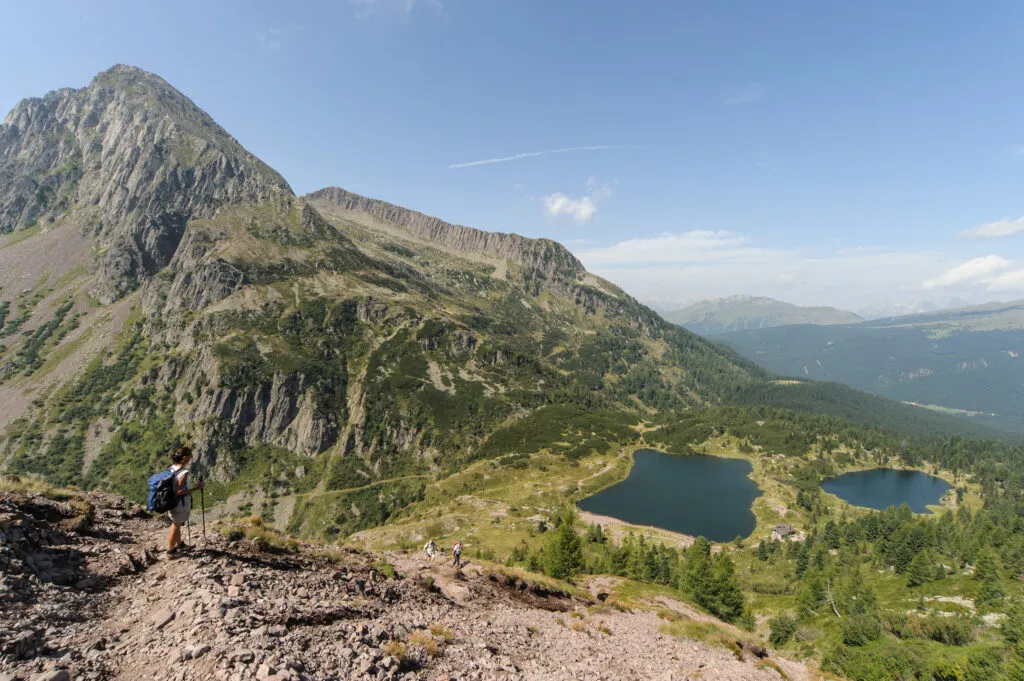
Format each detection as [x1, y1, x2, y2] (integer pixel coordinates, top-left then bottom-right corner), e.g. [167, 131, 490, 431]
[448, 145, 626, 169]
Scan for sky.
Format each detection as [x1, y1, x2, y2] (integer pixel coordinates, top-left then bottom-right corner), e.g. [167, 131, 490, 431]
[3, 0, 1024, 315]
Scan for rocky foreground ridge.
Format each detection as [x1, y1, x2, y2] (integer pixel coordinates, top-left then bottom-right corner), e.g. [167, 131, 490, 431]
[0, 483, 809, 681]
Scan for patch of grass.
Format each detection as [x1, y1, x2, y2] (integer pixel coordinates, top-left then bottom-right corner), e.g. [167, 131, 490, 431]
[0, 223, 42, 250]
[407, 630, 440, 657]
[36, 325, 93, 376]
[382, 640, 407, 662]
[428, 624, 453, 643]
[756, 659, 791, 681]
[659, 618, 748, 661]
[373, 560, 399, 580]
[0, 474, 75, 500]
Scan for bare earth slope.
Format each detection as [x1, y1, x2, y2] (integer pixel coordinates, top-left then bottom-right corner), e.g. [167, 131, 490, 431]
[0, 485, 808, 681]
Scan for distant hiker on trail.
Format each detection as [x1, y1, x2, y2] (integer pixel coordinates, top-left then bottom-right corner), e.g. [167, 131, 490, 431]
[452, 540, 463, 568]
[424, 538, 439, 562]
[164, 446, 203, 557]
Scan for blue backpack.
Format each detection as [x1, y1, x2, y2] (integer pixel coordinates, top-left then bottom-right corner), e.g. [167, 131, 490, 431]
[147, 467, 180, 512]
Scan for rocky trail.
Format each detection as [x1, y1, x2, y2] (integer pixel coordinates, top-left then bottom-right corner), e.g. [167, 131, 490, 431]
[0, 484, 811, 681]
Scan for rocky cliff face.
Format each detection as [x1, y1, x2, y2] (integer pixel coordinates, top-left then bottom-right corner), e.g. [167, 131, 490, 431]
[0, 64, 292, 301]
[307, 187, 583, 281]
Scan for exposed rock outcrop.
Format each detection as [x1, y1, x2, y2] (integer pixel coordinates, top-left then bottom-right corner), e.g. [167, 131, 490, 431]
[0, 64, 292, 301]
[307, 187, 583, 281]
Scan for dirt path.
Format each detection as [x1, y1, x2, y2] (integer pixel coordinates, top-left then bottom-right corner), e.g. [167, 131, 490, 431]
[2, 487, 814, 681]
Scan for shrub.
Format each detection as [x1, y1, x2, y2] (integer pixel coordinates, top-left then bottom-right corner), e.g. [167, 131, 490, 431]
[840, 614, 882, 647]
[373, 561, 399, 580]
[918, 614, 974, 646]
[768, 614, 798, 646]
[879, 610, 911, 639]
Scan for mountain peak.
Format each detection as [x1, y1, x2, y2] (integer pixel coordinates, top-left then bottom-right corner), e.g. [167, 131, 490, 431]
[665, 295, 862, 334]
[0, 65, 291, 300]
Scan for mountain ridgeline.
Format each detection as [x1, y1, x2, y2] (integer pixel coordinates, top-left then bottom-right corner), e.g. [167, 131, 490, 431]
[707, 300, 1024, 434]
[665, 295, 863, 335]
[0, 65, 1001, 539]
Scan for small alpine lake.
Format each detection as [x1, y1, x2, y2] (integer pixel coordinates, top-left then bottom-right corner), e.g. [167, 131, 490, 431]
[576, 449, 762, 542]
[821, 468, 951, 513]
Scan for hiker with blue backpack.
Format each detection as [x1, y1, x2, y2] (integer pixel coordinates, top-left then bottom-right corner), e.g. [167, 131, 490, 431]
[147, 446, 204, 557]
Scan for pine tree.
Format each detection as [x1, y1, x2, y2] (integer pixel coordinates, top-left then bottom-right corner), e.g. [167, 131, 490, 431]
[795, 543, 810, 578]
[823, 520, 841, 550]
[976, 549, 1005, 607]
[708, 553, 746, 623]
[797, 569, 825, 619]
[542, 509, 583, 579]
[905, 551, 933, 587]
[1003, 601, 1024, 645]
[684, 536, 713, 599]
[757, 540, 769, 562]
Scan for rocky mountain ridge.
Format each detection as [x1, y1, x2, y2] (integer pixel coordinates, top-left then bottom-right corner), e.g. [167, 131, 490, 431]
[306, 187, 583, 282]
[0, 64, 291, 301]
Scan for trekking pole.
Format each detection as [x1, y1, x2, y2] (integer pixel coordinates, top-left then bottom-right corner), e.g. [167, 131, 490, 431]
[200, 482, 207, 550]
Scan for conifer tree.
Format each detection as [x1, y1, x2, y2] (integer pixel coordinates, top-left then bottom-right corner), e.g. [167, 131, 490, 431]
[906, 551, 933, 587]
[542, 509, 583, 579]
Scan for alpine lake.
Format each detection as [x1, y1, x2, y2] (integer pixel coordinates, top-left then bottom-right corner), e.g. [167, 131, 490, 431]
[578, 449, 952, 542]
[577, 449, 761, 542]
[821, 468, 951, 513]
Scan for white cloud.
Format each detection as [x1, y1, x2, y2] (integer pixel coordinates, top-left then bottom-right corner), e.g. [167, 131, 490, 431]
[569, 230, 1024, 311]
[725, 83, 765, 105]
[922, 255, 1011, 290]
[542, 178, 613, 225]
[985, 269, 1024, 291]
[958, 217, 1024, 239]
[544, 194, 598, 224]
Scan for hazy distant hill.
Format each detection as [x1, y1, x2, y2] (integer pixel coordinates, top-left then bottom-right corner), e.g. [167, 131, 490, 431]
[712, 299, 1024, 433]
[664, 295, 863, 335]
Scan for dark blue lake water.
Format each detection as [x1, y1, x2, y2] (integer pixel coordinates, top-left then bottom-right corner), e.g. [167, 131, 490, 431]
[577, 449, 762, 542]
[821, 469, 950, 513]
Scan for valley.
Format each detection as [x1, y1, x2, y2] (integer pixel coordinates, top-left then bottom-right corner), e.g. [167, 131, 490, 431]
[1, 65, 1023, 681]
[703, 299, 1024, 434]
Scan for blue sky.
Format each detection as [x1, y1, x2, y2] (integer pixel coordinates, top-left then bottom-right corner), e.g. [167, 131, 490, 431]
[3, 0, 1024, 314]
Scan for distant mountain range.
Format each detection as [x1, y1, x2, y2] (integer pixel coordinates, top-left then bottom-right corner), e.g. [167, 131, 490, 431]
[664, 295, 863, 335]
[696, 298, 1024, 433]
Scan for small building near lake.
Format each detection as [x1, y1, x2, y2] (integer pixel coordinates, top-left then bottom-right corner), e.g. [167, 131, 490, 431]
[771, 522, 796, 541]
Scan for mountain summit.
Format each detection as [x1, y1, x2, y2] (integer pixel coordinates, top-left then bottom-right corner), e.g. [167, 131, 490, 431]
[664, 295, 863, 335]
[0, 64, 291, 301]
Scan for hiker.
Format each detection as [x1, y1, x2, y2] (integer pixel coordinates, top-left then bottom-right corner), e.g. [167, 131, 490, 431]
[452, 540, 463, 568]
[424, 538, 439, 562]
[166, 446, 203, 557]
